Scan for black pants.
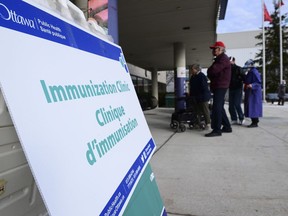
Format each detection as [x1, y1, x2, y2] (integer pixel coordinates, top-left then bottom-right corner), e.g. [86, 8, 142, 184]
[251, 118, 259, 125]
[211, 88, 231, 133]
[278, 97, 285, 105]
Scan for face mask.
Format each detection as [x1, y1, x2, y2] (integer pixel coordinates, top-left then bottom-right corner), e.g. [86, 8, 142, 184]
[243, 68, 249, 75]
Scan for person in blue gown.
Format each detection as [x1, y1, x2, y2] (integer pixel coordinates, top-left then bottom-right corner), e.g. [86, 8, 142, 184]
[243, 59, 263, 127]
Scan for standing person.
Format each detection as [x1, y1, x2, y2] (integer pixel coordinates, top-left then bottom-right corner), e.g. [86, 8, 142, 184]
[228, 56, 245, 125]
[243, 59, 263, 128]
[205, 41, 232, 137]
[277, 80, 286, 106]
[189, 64, 211, 128]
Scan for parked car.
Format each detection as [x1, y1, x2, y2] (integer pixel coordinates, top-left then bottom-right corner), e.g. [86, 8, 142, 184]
[138, 93, 158, 111]
[266, 93, 288, 104]
[266, 93, 278, 104]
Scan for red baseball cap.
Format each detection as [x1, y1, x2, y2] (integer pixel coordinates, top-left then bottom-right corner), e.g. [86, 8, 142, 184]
[209, 41, 226, 49]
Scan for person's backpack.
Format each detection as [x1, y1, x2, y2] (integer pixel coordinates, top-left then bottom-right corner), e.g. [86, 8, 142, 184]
[230, 64, 243, 89]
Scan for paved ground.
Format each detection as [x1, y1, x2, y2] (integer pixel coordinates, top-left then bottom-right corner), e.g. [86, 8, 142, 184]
[145, 103, 288, 216]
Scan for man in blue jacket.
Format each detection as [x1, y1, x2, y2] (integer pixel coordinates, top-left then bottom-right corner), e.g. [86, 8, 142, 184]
[189, 64, 211, 128]
[205, 41, 232, 137]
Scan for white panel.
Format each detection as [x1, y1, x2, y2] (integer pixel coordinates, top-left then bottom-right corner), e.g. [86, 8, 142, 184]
[22, 183, 48, 216]
[0, 165, 32, 215]
[22, 206, 49, 216]
[0, 127, 19, 146]
[0, 164, 48, 216]
[0, 91, 13, 127]
[0, 142, 26, 173]
[0, 101, 47, 216]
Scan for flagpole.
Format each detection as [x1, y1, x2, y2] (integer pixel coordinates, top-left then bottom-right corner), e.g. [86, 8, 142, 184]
[279, 0, 283, 84]
[262, 0, 266, 102]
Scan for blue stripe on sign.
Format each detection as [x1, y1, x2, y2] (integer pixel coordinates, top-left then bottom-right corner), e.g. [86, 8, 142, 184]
[161, 207, 168, 216]
[100, 138, 156, 216]
[0, 0, 121, 61]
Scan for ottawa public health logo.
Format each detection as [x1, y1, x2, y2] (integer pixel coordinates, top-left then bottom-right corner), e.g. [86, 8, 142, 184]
[0, 3, 36, 29]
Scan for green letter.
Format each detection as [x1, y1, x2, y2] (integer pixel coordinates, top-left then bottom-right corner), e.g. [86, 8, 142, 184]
[40, 80, 52, 103]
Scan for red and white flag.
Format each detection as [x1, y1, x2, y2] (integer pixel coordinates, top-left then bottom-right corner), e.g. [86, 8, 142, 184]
[275, 0, 284, 8]
[264, 3, 273, 22]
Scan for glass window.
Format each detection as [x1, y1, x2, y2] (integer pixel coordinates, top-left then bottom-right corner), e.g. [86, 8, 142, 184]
[143, 79, 149, 93]
[137, 77, 144, 93]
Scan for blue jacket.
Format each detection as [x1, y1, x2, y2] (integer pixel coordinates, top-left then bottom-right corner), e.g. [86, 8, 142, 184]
[244, 67, 263, 118]
[189, 72, 211, 103]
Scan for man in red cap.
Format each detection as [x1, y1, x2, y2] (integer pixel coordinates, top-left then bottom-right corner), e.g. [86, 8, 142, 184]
[205, 41, 232, 137]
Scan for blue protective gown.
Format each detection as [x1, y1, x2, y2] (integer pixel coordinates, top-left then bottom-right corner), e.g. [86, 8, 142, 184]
[244, 67, 263, 118]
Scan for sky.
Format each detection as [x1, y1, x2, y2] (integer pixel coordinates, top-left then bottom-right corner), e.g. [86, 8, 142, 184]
[217, 0, 288, 33]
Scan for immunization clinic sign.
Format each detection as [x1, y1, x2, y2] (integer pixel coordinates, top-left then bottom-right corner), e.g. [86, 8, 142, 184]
[0, 0, 161, 215]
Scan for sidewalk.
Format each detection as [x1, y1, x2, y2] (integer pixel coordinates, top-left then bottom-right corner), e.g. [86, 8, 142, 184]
[145, 103, 288, 216]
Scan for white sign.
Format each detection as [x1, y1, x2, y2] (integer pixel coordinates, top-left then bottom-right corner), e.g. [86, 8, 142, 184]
[0, 0, 156, 215]
[176, 66, 186, 78]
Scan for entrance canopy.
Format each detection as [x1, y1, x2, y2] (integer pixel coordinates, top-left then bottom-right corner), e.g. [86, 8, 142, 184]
[118, 0, 228, 70]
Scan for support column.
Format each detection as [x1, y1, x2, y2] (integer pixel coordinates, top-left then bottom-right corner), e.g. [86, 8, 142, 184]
[151, 68, 158, 103]
[174, 42, 186, 112]
[108, 0, 119, 44]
